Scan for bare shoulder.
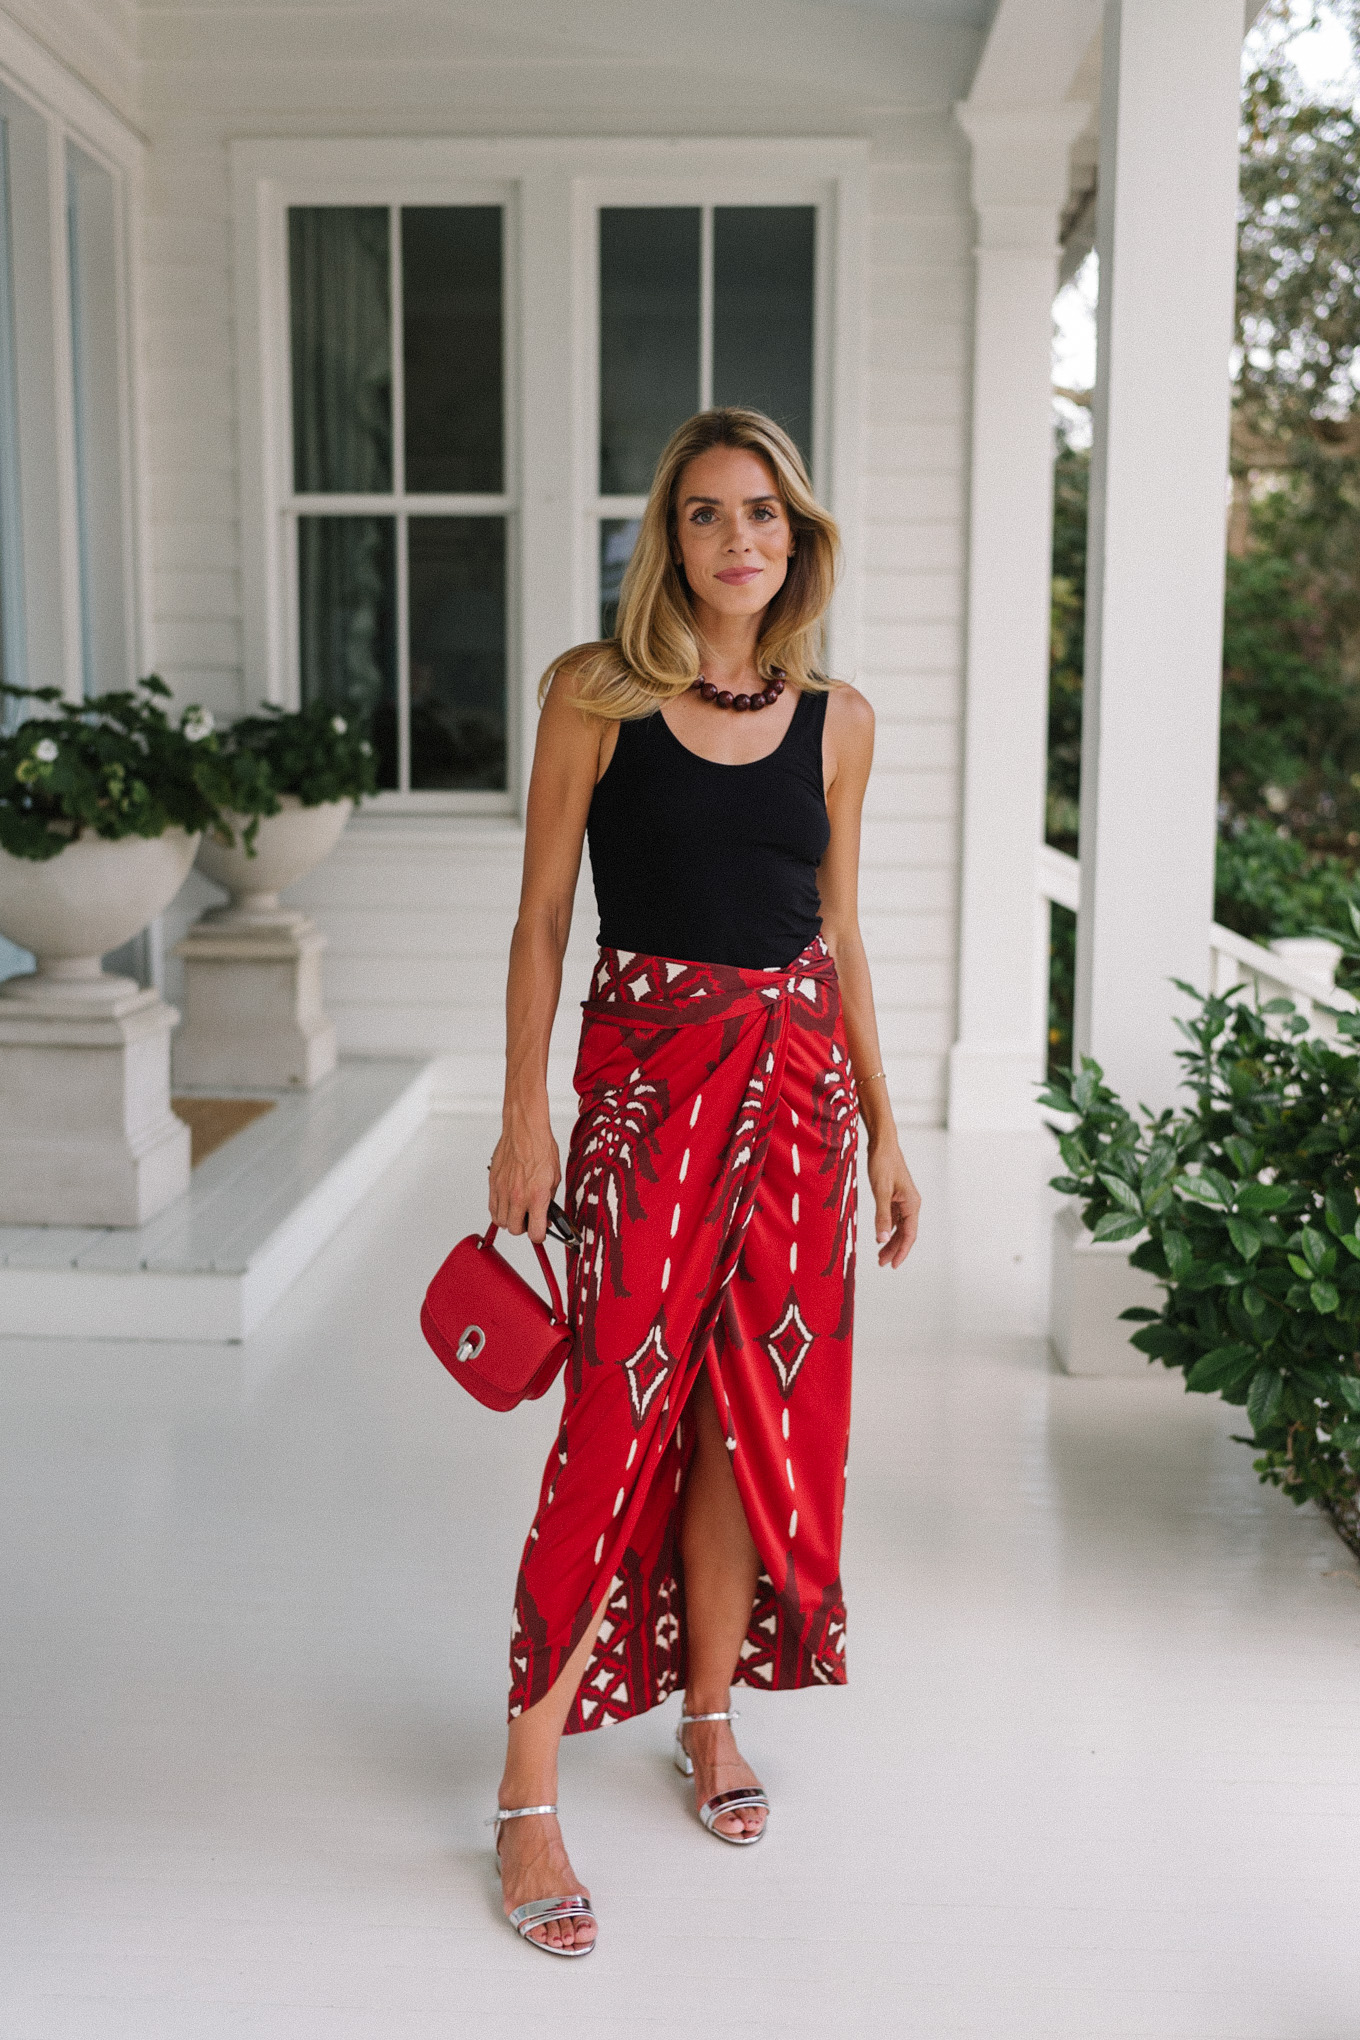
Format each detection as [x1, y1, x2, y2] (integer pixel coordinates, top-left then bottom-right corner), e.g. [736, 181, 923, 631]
[537, 645, 608, 749]
[541, 643, 599, 711]
[823, 682, 875, 785]
[823, 679, 874, 736]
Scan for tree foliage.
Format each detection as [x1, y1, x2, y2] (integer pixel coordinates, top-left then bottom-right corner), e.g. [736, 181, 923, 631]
[1224, 4, 1360, 852]
[1045, 441, 1088, 857]
[1238, 1, 1360, 442]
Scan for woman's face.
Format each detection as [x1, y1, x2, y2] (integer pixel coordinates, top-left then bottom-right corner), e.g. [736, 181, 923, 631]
[672, 445, 795, 622]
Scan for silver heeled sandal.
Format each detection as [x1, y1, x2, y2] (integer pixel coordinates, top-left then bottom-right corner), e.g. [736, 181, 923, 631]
[674, 1708, 770, 1845]
[487, 1804, 598, 1956]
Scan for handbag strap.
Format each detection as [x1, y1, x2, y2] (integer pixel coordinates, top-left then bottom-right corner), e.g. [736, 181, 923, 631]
[481, 1224, 567, 1325]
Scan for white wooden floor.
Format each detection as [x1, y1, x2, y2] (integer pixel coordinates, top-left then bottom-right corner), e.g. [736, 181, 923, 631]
[2, 1116, 1358, 2038]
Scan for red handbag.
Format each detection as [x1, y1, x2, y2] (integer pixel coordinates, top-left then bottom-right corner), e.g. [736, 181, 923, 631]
[420, 1224, 572, 1412]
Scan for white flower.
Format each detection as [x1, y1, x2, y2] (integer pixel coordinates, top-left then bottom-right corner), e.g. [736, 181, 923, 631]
[182, 708, 214, 743]
[330, 714, 348, 735]
[360, 739, 372, 756]
[33, 737, 59, 764]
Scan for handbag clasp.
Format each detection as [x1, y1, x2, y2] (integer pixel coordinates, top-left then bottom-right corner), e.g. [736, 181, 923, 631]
[455, 1324, 486, 1363]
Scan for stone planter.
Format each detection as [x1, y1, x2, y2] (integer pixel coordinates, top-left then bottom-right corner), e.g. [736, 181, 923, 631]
[173, 796, 352, 1090]
[0, 827, 198, 1003]
[194, 795, 352, 928]
[0, 829, 198, 1227]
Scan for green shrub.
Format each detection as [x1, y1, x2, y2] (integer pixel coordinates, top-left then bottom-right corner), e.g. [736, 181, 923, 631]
[217, 700, 378, 815]
[0, 676, 259, 863]
[1042, 973, 1360, 1557]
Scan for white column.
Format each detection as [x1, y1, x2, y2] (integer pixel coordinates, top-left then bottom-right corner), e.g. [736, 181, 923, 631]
[1074, 0, 1243, 1112]
[949, 103, 1089, 1131]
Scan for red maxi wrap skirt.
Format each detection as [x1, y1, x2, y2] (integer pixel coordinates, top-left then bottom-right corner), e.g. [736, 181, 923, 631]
[509, 936, 858, 1732]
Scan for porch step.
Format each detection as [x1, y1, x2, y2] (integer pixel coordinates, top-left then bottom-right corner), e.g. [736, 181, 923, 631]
[0, 1058, 432, 1342]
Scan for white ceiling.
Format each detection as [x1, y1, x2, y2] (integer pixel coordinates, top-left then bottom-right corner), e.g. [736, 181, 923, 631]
[821, 0, 1000, 25]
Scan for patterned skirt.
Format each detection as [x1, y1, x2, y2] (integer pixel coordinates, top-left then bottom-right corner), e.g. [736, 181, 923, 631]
[508, 937, 858, 1732]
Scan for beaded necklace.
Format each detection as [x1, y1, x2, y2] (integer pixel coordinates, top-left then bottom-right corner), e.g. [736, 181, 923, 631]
[691, 669, 787, 713]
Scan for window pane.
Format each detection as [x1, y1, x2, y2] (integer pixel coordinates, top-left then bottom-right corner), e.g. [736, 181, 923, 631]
[713, 207, 816, 467]
[599, 517, 641, 639]
[289, 207, 392, 494]
[298, 516, 397, 787]
[0, 116, 24, 719]
[402, 207, 502, 495]
[408, 516, 506, 791]
[67, 145, 126, 696]
[599, 208, 700, 495]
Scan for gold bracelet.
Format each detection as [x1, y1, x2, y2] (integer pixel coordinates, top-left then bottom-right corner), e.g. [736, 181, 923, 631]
[856, 1069, 887, 1084]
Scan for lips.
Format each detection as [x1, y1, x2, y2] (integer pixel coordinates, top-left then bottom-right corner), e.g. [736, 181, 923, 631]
[715, 567, 762, 584]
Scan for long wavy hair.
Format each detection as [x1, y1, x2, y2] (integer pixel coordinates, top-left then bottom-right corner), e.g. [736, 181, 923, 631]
[543, 408, 840, 721]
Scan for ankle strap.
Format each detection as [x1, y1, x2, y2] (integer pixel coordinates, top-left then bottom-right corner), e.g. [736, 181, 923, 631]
[679, 1709, 739, 1725]
[487, 1803, 557, 1827]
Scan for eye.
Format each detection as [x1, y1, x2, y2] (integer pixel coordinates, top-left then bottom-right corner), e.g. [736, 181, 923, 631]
[689, 507, 715, 525]
[752, 504, 777, 521]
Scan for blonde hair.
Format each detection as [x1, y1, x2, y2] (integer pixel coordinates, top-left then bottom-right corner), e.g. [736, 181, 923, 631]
[542, 407, 840, 720]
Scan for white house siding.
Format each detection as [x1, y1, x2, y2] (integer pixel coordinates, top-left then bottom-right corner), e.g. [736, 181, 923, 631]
[130, 1, 982, 1122]
[861, 137, 971, 1126]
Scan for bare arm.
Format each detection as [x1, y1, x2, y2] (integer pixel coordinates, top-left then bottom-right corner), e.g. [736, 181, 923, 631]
[488, 668, 604, 1243]
[818, 684, 921, 1268]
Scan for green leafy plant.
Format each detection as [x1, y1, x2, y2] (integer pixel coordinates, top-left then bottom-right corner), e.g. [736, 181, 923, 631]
[1215, 816, 1360, 942]
[0, 676, 253, 863]
[1042, 971, 1360, 1558]
[216, 700, 378, 816]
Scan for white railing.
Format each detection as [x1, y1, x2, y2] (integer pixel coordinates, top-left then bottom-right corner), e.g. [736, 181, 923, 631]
[1038, 844, 1357, 1040]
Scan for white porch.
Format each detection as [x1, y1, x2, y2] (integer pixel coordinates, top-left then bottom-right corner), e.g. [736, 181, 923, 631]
[3, 1115, 1357, 2036]
[1, 3, 1354, 2025]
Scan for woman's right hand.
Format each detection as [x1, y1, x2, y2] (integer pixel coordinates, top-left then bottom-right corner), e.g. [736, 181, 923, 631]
[488, 1111, 561, 1243]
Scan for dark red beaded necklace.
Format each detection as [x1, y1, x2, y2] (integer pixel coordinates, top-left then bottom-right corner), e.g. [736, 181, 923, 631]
[692, 668, 787, 713]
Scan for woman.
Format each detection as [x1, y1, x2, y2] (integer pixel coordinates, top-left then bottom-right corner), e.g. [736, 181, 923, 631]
[487, 407, 920, 1955]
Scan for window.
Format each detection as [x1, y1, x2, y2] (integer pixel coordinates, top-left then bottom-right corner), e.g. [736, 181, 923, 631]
[595, 204, 817, 635]
[66, 143, 128, 698]
[0, 114, 25, 718]
[0, 67, 139, 979]
[0, 73, 138, 713]
[236, 141, 861, 814]
[286, 204, 511, 793]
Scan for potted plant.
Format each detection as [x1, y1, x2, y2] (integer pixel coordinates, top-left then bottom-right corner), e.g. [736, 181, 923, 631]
[0, 674, 251, 1226]
[0, 675, 238, 1001]
[1042, 956, 1360, 1558]
[193, 700, 378, 924]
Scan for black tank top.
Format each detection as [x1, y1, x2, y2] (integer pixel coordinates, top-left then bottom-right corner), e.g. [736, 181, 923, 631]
[586, 687, 831, 970]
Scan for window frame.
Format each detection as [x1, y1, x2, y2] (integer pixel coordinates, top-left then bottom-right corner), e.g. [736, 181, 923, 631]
[280, 186, 520, 811]
[0, 17, 145, 708]
[232, 138, 868, 824]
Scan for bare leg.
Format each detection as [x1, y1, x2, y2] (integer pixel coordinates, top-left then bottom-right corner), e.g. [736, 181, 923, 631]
[679, 1372, 768, 1839]
[495, 1599, 606, 1950]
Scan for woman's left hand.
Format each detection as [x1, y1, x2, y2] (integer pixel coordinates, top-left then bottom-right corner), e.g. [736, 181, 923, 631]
[867, 1136, 920, 1269]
